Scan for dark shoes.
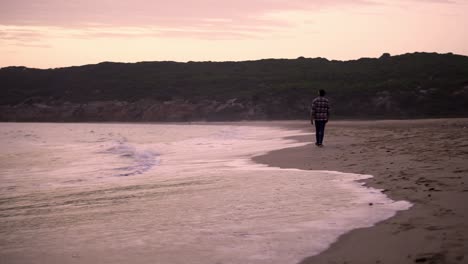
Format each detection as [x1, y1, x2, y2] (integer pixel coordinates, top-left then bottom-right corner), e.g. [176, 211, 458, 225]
[315, 143, 324, 147]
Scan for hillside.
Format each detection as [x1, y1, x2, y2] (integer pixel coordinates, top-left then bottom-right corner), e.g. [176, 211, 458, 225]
[1, 52, 467, 121]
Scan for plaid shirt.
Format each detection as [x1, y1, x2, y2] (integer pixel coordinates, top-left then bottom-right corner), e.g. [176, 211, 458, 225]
[311, 96, 330, 121]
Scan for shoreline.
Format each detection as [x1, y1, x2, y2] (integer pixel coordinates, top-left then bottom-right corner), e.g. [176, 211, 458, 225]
[253, 118, 468, 264]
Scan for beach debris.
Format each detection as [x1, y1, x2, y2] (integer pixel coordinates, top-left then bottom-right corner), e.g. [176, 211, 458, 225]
[414, 257, 428, 262]
[414, 252, 445, 263]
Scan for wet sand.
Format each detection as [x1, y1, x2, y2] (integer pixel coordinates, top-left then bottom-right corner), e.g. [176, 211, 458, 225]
[253, 119, 468, 264]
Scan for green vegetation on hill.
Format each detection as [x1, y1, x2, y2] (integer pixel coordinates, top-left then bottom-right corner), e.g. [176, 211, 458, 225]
[1, 52, 468, 120]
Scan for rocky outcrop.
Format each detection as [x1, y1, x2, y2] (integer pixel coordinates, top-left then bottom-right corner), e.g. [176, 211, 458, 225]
[0, 98, 278, 122]
[2, 85, 467, 122]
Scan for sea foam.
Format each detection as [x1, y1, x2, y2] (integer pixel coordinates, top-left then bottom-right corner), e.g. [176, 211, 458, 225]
[0, 122, 411, 264]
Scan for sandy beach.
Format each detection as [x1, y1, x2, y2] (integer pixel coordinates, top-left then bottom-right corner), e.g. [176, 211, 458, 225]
[254, 119, 468, 264]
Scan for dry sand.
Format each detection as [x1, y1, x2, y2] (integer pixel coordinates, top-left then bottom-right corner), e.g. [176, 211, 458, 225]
[253, 119, 468, 264]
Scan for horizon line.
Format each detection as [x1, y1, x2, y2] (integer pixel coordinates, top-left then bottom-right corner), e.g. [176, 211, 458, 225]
[1, 51, 466, 70]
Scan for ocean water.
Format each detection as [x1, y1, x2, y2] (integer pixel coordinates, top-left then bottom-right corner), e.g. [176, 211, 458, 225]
[0, 122, 411, 264]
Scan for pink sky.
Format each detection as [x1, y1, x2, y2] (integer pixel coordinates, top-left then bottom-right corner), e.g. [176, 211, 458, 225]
[1, 0, 467, 68]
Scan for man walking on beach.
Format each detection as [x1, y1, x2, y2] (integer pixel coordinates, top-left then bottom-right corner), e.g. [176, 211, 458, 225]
[310, 89, 330, 147]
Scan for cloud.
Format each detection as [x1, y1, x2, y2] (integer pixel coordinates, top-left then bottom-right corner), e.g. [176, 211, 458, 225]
[0, 0, 376, 27]
[410, 0, 457, 3]
[0, 26, 50, 49]
[68, 26, 262, 40]
[0, 28, 44, 41]
[0, 0, 462, 42]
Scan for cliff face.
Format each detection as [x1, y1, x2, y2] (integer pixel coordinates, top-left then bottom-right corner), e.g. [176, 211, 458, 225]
[3, 88, 468, 122]
[0, 98, 310, 122]
[1, 52, 468, 121]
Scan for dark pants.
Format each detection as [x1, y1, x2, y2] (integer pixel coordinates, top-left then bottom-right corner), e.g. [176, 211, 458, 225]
[315, 120, 327, 145]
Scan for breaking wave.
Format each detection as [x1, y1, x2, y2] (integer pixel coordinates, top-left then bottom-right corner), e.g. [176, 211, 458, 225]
[104, 139, 159, 177]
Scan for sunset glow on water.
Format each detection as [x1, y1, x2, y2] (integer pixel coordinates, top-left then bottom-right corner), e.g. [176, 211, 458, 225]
[0, 123, 410, 263]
